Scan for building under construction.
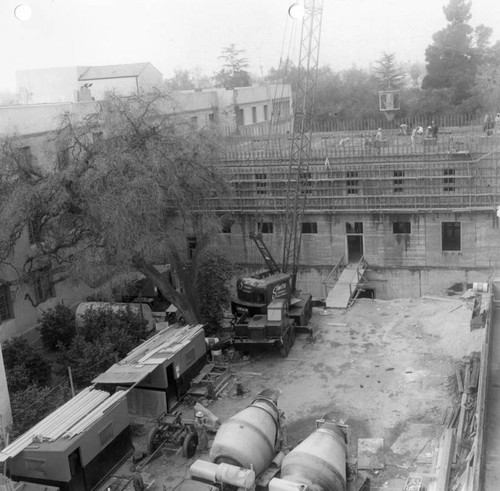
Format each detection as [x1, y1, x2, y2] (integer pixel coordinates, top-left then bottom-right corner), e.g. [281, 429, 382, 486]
[213, 125, 500, 306]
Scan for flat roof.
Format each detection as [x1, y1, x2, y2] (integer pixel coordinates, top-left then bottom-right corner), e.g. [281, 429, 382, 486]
[0, 388, 128, 463]
[92, 324, 205, 385]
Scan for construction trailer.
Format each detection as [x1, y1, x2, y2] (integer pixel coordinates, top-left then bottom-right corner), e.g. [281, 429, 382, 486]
[0, 388, 132, 491]
[92, 324, 207, 415]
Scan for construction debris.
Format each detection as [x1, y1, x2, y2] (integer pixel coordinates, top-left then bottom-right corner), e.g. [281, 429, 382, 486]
[187, 363, 232, 400]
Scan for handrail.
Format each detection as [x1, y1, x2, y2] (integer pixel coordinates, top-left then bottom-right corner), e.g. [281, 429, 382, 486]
[322, 255, 345, 297]
[348, 255, 368, 302]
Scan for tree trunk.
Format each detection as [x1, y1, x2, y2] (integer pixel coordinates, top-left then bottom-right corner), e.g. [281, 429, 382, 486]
[133, 257, 200, 325]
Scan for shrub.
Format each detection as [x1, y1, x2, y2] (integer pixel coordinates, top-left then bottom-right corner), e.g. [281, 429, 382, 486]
[1, 337, 52, 391]
[39, 304, 77, 351]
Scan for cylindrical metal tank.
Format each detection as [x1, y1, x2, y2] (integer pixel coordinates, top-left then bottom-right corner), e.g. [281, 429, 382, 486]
[209, 389, 281, 476]
[280, 423, 347, 491]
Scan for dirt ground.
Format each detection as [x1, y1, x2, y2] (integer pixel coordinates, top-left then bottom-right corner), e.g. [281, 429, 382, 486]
[115, 294, 485, 491]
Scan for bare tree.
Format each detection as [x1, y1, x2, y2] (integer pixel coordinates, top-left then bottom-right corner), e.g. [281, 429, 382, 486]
[0, 90, 230, 324]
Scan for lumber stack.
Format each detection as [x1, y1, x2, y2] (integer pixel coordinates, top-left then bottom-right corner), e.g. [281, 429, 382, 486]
[441, 352, 481, 490]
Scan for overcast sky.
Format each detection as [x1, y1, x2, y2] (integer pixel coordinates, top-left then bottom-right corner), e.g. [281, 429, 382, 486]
[1, 0, 500, 92]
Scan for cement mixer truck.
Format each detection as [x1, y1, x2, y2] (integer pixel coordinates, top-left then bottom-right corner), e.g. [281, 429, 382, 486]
[173, 389, 349, 491]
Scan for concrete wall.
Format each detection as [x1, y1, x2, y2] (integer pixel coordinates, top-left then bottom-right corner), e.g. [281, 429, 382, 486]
[216, 211, 499, 299]
[0, 101, 98, 136]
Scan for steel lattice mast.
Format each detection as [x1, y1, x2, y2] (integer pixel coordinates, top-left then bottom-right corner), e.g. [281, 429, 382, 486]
[281, 0, 323, 291]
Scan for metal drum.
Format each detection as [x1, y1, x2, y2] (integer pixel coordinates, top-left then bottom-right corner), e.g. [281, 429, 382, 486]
[280, 423, 347, 491]
[209, 390, 281, 476]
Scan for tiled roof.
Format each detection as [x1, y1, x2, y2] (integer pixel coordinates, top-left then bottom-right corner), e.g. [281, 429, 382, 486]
[78, 62, 150, 81]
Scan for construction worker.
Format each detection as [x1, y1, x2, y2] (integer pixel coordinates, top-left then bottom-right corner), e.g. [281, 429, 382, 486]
[194, 411, 209, 452]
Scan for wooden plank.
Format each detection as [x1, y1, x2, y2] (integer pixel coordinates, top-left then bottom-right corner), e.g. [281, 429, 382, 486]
[436, 428, 456, 491]
[455, 392, 468, 459]
[456, 368, 464, 393]
[469, 353, 480, 390]
[463, 358, 472, 394]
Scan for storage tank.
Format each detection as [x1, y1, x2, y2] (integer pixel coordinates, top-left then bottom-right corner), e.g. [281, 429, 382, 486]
[209, 389, 282, 476]
[279, 421, 347, 491]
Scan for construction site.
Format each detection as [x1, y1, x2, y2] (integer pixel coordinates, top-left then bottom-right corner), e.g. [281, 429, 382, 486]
[2, 0, 500, 491]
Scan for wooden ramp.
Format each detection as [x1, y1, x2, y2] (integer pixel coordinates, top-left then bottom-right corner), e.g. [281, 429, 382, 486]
[326, 262, 365, 309]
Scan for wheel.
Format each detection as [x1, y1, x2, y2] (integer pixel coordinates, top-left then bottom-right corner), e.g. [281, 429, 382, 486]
[279, 335, 290, 357]
[147, 427, 163, 454]
[182, 431, 198, 458]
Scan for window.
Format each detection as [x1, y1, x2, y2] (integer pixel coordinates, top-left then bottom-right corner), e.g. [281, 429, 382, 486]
[263, 105, 268, 121]
[190, 116, 198, 127]
[299, 171, 313, 195]
[221, 225, 231, 234]
[92, 132, 103, 145]
[98, 423, 114, 447]
[442, 222, 461, 251]
[346, 222, 363, 234]
[255, 173, 267, 195]
[56, 148, 69, 169]
[252, 107, 257, 124]
[444, 168, 455, 192]
[19, 146, 32, 165]
[236, 108, 244, 126]
[187, 236, 197, 259]
[208, 113, 215, 123]
[258, 222, 273, 234]
[393, 170, 404, 193]
[302, 222, 318, 234]
[393, 222, 411, 234]
[27, 219, 42, 244]
[0, 284, 14, 322]
[346, 171, 359, 195]
[33, 269, 55, 304]
[185, 348, 196, 367]
[24, 458, 46, 474]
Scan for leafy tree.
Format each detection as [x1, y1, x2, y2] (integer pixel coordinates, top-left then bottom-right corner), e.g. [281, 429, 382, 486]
[78, 306, 148, 350]
[164, 70, 196, 92]
[422, 0, 487, 106]
[39, 303, 76, 351]
[2, 337, 52, 391]
[373, 53, 406, 90]
[196, 248, 233, 335]
[55, 334, 120, 389]
[214, 44, 252, 88]
[0, 90, 229, 325]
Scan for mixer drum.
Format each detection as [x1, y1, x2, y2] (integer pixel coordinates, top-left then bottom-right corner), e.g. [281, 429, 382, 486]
[280, 424, 347, 491]
[209, 394, 280, 476]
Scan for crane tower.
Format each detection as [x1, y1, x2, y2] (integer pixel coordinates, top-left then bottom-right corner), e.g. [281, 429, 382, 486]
[281, 0, 324, 291]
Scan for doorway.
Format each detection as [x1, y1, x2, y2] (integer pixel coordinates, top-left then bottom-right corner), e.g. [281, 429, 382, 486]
[68, 448, 86, 491]
[346, 221, 364, 263]
[165, 364, 178, 412]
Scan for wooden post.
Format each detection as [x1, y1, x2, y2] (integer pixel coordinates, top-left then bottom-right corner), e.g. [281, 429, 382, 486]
[436, 428, 456, 491]
[68, 366, 75, 397]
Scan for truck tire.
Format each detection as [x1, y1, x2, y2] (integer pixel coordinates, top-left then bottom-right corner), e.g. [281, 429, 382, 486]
[147, 427, 163, 454]
[182, 431, 198, 458]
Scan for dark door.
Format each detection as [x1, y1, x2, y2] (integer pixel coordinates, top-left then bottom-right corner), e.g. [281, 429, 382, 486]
[68, 448, 86, 491]
[347, 235, 363, 263]
[166, 363, 178, 411]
